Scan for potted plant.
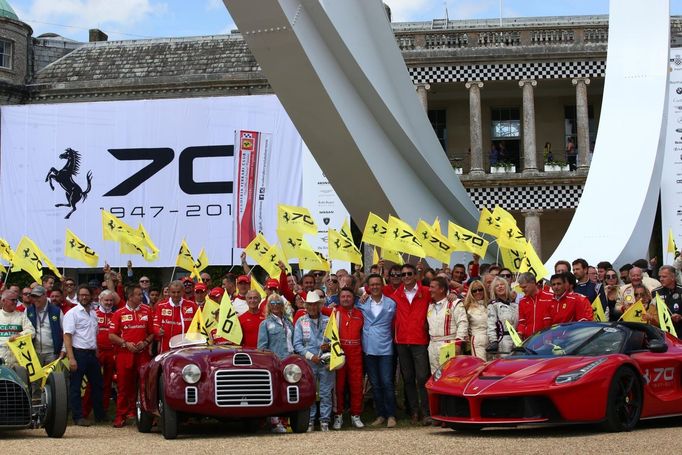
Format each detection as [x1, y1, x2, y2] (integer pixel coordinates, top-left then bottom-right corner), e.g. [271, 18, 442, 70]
[490, 161, 516, 174]
[544, 160, 569, 172]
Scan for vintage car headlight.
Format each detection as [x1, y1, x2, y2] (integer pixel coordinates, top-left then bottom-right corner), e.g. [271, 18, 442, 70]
[283, 364, 303, 384]
[182, 364, 201, 384]
[555, 358, 607, 384]
[433, 367, 443, 382]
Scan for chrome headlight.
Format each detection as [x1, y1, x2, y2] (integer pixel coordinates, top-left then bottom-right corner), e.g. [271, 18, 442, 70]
[555, 358, 606, 384]
[181, 364, 201, 384]
[433, 367, 443, 382]
[283, 364, 303, 384]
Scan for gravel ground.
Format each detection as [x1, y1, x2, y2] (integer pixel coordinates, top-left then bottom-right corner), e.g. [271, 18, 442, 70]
[2, 418, 681, 454]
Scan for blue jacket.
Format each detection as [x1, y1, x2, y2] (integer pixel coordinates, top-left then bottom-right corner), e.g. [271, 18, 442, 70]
[257, 314, 294, 360]
[26, 303, 63, 355]
[293, 313, 329, 361]
[356, 295, 396, 356]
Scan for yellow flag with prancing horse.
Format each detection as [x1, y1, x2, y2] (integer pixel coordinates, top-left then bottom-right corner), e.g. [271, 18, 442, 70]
[656, 294, 678, 337]
[323, 310, 345, 371]
[65, 228, 99, 267]
[7, 334, 45, 382]
[216, 292, 243, 344]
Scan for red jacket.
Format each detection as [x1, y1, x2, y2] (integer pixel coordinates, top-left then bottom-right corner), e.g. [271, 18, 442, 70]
[110, 304, 153, 347]
[95, 307, 115, 350]
[153, 299, 198, 352]
[551, 292, 593, 324]
[392, 283, 430, 345]
[517, 290, 554, 339]
[336, 306, 364, 350]
[238, 311, 265, 349]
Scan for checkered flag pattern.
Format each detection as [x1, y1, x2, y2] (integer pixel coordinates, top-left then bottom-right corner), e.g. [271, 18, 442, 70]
[409, 60, 605, 84]
[466, 185, 583, 211]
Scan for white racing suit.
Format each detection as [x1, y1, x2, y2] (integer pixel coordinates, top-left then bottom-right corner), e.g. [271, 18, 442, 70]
[487, 299, 519, 357]
[466, 303, 488, 361]
[426, 298, 468, 373]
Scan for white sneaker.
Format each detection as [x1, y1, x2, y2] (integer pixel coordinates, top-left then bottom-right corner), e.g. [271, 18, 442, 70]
[307, 423, 314, 433]
[320, 422, 329, 432]
[332, 415, 343, 430]
[272, 423, 287, 433]
[350, 415, 364, 428]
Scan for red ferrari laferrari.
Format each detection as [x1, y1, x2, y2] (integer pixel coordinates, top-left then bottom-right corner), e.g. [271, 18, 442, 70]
[427, 322, 682, 432]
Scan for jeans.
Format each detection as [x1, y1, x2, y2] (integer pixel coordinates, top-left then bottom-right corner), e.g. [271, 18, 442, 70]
[396, 344, 430, 417]
[70, 349, 105, 422]
[364, 354, 396, 418]
[309, 362, 334, 424]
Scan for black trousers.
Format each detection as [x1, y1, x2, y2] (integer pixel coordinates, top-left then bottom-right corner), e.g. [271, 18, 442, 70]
[396, 344, 430, 417]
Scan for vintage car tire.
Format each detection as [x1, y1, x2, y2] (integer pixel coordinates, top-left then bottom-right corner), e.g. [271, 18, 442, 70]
[136, 388, 154, 433]
[158, 376, 179, 440]
[242, 418, 262, 433]
[44, 372, 68, 438]
[289, 408, 310, 434]
[602, 366, 642, 432]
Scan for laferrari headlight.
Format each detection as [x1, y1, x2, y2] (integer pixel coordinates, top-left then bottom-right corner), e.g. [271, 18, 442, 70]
[433, 367, 443, 382]
[555, 358, 606, 384]
[181, 364, 201, 384]
[283, 364, 303, 384]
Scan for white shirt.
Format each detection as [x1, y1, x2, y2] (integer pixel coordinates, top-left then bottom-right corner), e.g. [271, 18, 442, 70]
[63, 304, 98, 350]
[34, 306, 62, 355]
[370, 295, 383, 318]
[404, 284, 418, 304]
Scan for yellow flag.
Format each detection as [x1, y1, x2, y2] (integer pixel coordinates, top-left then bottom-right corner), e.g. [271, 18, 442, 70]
[592, 295, 607, 322]
[323, 310, 345, 371]
[519, 240, 548, 280]
[386, 215, 425, 257]
[202, 298, 221, 332]
[477, 207, 501, 237]
[416, 220, 453, 264]
[12, 236, 62, 282]
[262, 243, 290, 277]
[668, 229, 678, 254]
[448, 221, 489, 257]
[244, 233, 271, 265]
[40, 358, 61, 388]
[439, 342, 456, 365]
[65, 229, 99, 267]
[656, 294, 678, 337]
[176, 239, 196, 272]
[7, 334, 45, 382]
[505, 320, 523, 347]
[216, 292, 243, 344]
[381, 248, 404, 265]
[277, 229, 316, 261]
[621, 300, 647, 323]
[278, 204, 318, 235]
[194, 248, 209, 273]
[187, 305, 212, 343]
[136, 223, 159, 262]
[328, 229, 363, 265]
[0, 263, 5, 274]
[101, 210, 138, 244]
[251, 277, 266, 299]
[500, 247, 524, 272]
[432, 217, 442, 235]
[299, 250, 330, 272]
[362, 212, 390, 248]
[372, 247, 380, 265]
[492, 205, 515, 223]
[497, 218, 526, 250]
[0, 238, 15, 263]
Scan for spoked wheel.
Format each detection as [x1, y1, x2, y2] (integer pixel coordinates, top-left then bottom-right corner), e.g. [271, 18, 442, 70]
[603, 367, 642, 432]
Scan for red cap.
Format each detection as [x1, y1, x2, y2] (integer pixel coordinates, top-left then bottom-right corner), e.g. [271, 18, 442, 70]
[181, 276, 194, 284]
[265, 278, 279, 289]
[209, 287, 225, 300]
[195, 283, 207, 292]
[237, 275, 250, 284]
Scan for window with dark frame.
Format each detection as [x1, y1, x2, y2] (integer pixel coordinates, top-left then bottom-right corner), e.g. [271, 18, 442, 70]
[0, 39, 11, 69]
[428, 109, 447, 152]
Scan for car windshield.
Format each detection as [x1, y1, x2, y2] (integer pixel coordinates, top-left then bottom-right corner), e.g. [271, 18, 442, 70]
[516, 324, 626, 356]
[168, 333, 207, 349]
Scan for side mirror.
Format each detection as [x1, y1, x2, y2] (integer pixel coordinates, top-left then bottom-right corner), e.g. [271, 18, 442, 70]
[648, 339, 668, 353]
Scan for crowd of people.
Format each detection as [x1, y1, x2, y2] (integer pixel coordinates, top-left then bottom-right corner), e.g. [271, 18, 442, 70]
[1, 251, 681, 433]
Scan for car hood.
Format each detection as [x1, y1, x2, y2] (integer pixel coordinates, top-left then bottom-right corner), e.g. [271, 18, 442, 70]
[436, 355, 607, 396]
[156, 345, 283, 371]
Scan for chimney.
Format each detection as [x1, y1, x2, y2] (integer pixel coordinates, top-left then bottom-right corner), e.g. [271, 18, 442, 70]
[89, 28, 108, 42]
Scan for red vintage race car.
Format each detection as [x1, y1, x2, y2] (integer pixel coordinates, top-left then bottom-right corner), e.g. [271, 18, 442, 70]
[427, 322, 682, 432]
[136, 334, 315, 439]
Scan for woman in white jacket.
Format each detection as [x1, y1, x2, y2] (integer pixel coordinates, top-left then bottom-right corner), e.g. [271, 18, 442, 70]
[463, 281, 489, 361]
[486, 277, 519, 358]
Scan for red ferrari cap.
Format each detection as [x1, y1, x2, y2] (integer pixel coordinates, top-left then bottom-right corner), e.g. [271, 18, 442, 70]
[237, 275, 250, 284]
[209, 287, 225, 300]
[195, 283, 207, 292]
[265, 278, 279, 289]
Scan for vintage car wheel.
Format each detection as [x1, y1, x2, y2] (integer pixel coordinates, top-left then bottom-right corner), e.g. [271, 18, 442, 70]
[136, 388, 153, 433]
[289, 408, 310, 434]
[44, 372, 68, 438]
[158, 376, 179, 439]
[448, 423, 483, 432]
[603, 367, 642, 432]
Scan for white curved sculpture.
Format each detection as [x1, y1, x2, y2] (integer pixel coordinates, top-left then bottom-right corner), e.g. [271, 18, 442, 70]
[545, 0, 670, 269]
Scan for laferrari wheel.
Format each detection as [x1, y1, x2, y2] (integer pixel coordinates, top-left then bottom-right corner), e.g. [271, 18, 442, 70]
[603, 367, 642, 432]
[158, 376, 178, 439]
[136, 388, 153, 433]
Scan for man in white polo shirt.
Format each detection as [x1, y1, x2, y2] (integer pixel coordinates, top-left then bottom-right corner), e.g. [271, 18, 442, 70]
[63, 284, 106, 426]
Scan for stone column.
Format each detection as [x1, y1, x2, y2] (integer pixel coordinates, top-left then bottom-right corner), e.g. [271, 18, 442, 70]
[519, 79, 538, 174]
[523, 209, 543, 259]
[572, 78, 591, 172]
[415, 83, 430, 111]
[465, 81, 485, 175]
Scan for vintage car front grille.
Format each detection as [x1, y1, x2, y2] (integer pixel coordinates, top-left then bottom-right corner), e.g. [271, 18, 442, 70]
[233, 353, 252, 366]
[185, 386, 198, 405]
[287, 385, 299, 404]
[480, 396, 560, 420]
[438, 395, 470, 418]
[215, 369, 273, 407]
[0, 379, 31, 426]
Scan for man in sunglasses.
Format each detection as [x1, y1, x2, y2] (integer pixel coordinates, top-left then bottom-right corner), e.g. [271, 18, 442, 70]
[392, 263, 432, 426]
[382, 265, 402, 296]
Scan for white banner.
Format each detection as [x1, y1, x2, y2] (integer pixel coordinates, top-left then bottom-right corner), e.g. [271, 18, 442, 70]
[0, 95, 308, 267]
[662, 49, 682, 263]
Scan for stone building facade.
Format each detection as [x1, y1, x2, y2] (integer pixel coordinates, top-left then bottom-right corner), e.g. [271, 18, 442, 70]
[1, 1, 679, 261]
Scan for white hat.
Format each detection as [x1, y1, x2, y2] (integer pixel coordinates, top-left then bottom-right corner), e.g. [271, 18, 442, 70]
[304, 291, 323, 304]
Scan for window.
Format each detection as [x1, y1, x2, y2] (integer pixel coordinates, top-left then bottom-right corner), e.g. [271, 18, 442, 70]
[428, 109, 447, 152]
[564, 105, 597, 151]
[0, 39, 11, 69]
[491, 107, 521, 139]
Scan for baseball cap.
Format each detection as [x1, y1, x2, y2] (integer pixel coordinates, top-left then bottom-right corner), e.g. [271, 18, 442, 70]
[237, 275, 250, 284]
[30, 285, 46, 297]
[209, 287, 225, 300]
[265, 278, 279, 289]
[195, 283, 207, 292]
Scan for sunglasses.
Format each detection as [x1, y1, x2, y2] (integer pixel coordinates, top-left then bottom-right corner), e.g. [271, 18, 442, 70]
[472, 288, 484, 294]
[389, 273, 401, 278]
[605, 274, 617, 279]
[500, 274, 512, 278]
[313, 272, 325, 277]
[270, 300, 284, 305]
[139, 279, 150, 283]
[329, 279, 338, 284]
[401, 272, 414, 277]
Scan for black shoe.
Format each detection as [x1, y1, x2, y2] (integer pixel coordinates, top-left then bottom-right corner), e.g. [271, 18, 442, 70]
[95, 416, 110, 424]
[75, 418, 91, 427]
